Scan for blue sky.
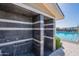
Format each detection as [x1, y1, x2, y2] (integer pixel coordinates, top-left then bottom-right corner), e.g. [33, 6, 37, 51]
[56, 3, 79, 28]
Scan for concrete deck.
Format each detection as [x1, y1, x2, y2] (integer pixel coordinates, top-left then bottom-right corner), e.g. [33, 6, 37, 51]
[49, 40, 79, 56]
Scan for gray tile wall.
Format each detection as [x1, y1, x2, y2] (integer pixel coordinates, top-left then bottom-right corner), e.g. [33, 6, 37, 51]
[32, 41, 40, 56]
[0, 41, 33, 56]
[32, 30, 40, 41]
[44, 30, 54, 37]
[0, 10, 55, 56]
[44, 38, 53, 56]
[33, 23, 40, 28]
[0, 11, 32, 22]
[45, 25, 54, 28]
[14, 41, 33, 56]
[0, 30, 32, 43]
[32, 16, 54, 56]
[0, 22, 32, 28]
[32, 15, 40, 22]
[44, 19, 54, 24]
[32, 15, 41, 55]
[0, 10, 33, 56]
[44, 19, 54, 55]
[44, 38, 53, 50]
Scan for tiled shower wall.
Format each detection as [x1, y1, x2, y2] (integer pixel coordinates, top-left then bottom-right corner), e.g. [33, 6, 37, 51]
[0, 10, 33, 56]
[32, 15, 55, 56]
[0, 10, 55, 56]
[32, 15, 41, 56]
[44, 19, 54, 56]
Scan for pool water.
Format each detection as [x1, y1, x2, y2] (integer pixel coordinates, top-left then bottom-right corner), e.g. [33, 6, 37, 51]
[56, 31, 79, 42]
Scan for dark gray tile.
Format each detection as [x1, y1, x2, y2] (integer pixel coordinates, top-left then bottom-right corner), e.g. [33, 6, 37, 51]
[44, 38, 54, 56]
[32, 43, 40, 56]
[32, 15, 40, 22]
[0, 44, 15, 56]
[44, 38, 53, 50]
[0, 30, 32, 43]
[15, 40, 33, 46]
[0, 31, 5, 39]
[44, 30, 54, 37]
[14, 41, 33, 56]
[32, 40, 40, 46]
[0, 40, 33, 56]
[33, 23, 40, 28]
[32, 30, 40, 35]
[45, 25, 54, 28]
[4, 30, 32, 42]
[0, 10, 32, 22]
[44, 19, 53, 24]
[33, 34, 40, 41]
[32, 30, 40, 41]
[0, 22, 32, 28]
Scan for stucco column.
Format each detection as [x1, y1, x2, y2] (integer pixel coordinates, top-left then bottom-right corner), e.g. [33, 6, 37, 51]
[53, 19, 56, 51]
[40, 15, 44, 56]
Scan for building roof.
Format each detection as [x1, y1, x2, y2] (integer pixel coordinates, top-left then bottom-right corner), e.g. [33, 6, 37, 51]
[12, 3, 64, 20]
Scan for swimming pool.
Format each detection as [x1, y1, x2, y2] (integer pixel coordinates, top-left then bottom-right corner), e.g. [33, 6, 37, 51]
[56, 31, 79, 42]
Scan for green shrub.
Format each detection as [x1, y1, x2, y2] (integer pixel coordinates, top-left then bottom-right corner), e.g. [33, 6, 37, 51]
[55, 36, 62, 49]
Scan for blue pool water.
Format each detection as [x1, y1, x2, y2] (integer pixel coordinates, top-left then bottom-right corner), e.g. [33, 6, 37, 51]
[56, 31, 79, 42]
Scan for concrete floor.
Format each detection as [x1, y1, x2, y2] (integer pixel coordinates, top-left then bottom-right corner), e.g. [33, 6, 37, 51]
[62, 40, 79, 56]
[49, 40, 79, 56]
